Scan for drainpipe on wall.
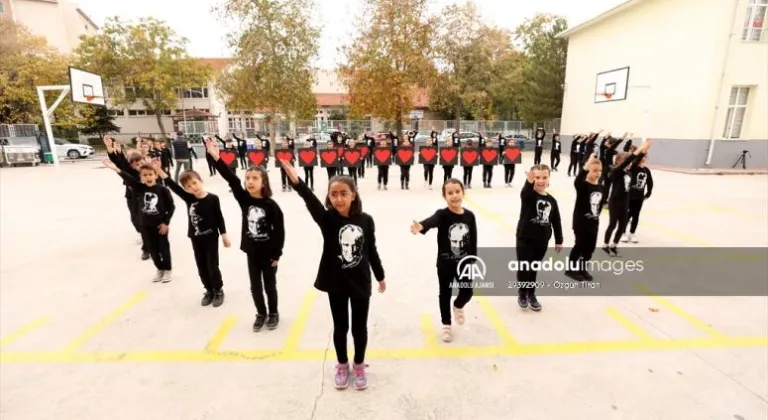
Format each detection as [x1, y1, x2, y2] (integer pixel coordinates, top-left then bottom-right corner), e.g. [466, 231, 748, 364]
[705, 0, 741, 166]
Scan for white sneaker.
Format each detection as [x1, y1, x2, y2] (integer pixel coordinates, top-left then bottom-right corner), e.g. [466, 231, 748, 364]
[453, 306, 466, 325]
[621, 234, 628, 243]
[152, 270, 163, 282]
[629, 234, 638, 243]
[161, 271, 173, 283]
[441, 325, 453, 342]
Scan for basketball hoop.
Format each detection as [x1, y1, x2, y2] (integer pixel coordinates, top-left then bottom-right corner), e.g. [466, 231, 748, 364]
[602, 92, 613, 100]
[85, 95, 101, 102]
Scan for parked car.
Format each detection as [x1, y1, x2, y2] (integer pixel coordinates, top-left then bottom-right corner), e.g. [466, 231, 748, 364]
[53, 139, 94, 159]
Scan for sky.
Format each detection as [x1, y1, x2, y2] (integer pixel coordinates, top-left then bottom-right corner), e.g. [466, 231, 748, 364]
[74, 0, 626, 69]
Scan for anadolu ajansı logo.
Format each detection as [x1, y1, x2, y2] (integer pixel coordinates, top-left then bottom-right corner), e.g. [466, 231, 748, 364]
[456, 255, 487, 281]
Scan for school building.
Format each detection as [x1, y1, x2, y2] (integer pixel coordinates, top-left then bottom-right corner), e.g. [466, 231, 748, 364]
[557, 0, 768, 169]
[0, 0, 99, 54]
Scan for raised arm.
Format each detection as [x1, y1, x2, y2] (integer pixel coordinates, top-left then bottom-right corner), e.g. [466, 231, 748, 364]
[206, 139, 247, 199]
[521, 170, 535, 200]
[280, 158, 326, 224]
[367, 216, 386, 282]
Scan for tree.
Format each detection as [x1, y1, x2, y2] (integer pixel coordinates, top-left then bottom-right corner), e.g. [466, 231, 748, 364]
[485, 29, 527, 121]
[79, 106, 121, 138]
[514, 13, 568, 125]
[72, 17, 211, 136]
[215, 0, 320, 140]
[338, 0, 436, 136]
[0, 19, 74, 125]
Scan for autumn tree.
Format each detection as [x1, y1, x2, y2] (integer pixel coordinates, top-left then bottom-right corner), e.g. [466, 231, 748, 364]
[0, 19, 74, 125]
[514, 13, 568, 125]
[72, 17, 211, 136]
[215, 0, 319, 140]
[79, 107, 121, 138]
[338, 0, 436, 136]
[486, 29, 527, 121]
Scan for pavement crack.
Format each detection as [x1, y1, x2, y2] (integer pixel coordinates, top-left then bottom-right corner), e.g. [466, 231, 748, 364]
[308, 330, 332, 420]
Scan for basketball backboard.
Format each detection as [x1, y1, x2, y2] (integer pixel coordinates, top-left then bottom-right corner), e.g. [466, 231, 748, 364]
[68, 67, 106, 107]
[594, 66, 629, 103]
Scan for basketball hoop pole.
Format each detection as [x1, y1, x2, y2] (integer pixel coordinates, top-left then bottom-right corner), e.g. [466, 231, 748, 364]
[36, 85, 71, 168]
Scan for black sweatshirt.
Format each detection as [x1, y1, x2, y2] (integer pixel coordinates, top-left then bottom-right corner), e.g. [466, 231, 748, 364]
[607, 153, 644, 207]
[107, 151, 136, 199]
[233, 134, 247, 153]
[551, 135, 561, 154]
[418, 208, 478, 267]
[292, 179, 385, 298]
[629, 166, 654, 200]
[570, 136, 581, 154]
[516, 181, 564, 245]
[572, 168, 606, 232]
[165, 178, 227, 238]
[118, 172, 175, 227]
[214, 158, 284, 258]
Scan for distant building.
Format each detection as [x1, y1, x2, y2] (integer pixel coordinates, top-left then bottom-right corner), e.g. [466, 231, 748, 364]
[558, 0, 768, 169]
[0, 0, 98, 54]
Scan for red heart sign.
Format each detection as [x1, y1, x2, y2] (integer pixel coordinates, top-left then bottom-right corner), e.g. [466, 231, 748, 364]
[440, 148, 457, 163]
[299, 149, 316, 165]
[344, 149, 361, 165]
[359, 145, 369, 158]
[504, 147, 521, 163]
[481, 149, 498, 164]
[275, 150, 294, 162]
[420, 147, 437, 162]
[247, 150, 265, 166]
[374, 148, 391, 163]
[220, 150, 237, 165]
[336, 146, 345, 156]
[462, 150, 478, 165]
[397, 148, 413, 163]
[320, 150, 338, 165]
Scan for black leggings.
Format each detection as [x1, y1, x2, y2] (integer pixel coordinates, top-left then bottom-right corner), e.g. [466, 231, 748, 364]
[463, 166, 473, 185]
[191, 235, 223, 292]
[399, 165, 411, 185]
[627, 199, 644, 234]
[247, 254, 278, 315]
[504, 164, 515, 184]
[515, 237, 548, 297]
[567, 153, 578, 176]
[140, 226, 171, 270]
[303, 167, 314, 189]
[347, 166, 358, 185]
[280, 168, 288, 187]
[534, 147, 543, 165]
[328, 293, 370, 365]
[604, 202, 629, 245]
[443, 165, 454, 182]
[423, 164, 434, 185]
[550, 152, 560, 169]
[357, 163, 365, 177]
[238, 150, 247, 168]
[568, 228, 598, 272]
[326, 167, 337, 179]
[437, 263, 473, 325]
[377, 165, 389, 185]
[482, 165, 493, 184]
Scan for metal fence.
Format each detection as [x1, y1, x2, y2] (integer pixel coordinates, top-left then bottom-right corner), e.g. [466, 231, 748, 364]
[0, 124, 39, 138]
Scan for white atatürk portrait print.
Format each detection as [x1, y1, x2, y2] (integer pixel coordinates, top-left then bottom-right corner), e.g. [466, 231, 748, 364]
[589, 191, 603, 218]
[338, 224, 364, 269]
[448, 223, 470, 257]
[247, 205, 269, 241]
[634, 172, 647, 189]
[623, 173, 631, 191]
[533, 199, 552, 225]
[142, 192, 159, 215]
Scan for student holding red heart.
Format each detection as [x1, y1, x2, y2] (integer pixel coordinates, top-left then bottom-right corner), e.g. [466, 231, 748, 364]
[376, 139, 390, 190]
[325, 140, 338, 180]
[499, 133, 516, 187]
[399, 133, 415, 190]
[480, 137, 495, 188]
[443, 132, 460, 182]
[303, 137, 317, 191]
[462, 139, 475, 188]
[345, 138, 359, 187]
[423, 132, 437, 190]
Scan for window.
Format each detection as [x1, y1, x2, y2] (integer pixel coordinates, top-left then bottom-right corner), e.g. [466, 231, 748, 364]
[128, 109, 149, 117]
[0, 0, 5, 14]
[179, 87, 209, 98]
[723, 87, 750, 139]
[743, 0, 768, 41]
[228, 118, 242, 131]
[244, 117, 255, 129]
[108, 109, 124, 117]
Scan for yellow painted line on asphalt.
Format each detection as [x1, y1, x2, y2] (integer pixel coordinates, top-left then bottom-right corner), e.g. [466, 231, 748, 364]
[419, 315, 439, 349]
[282, 291, 317, 352]
[0, 317, 48, 349]
[62, 292, 148, 352]
[637, 286, 727, 340]
[475, 297, 518, 346]
[205, 317, 238, 352]
[605, 308, 654, 341]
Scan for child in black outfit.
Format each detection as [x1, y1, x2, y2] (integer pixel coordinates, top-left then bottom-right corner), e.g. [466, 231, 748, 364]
[303, 137, 317, 191]
[153, 162, 230, 307]
[411, 178, 476, 343]
[376, 139, 390, 190]
[623, 152, 653, 244]
[481, 137, 495, 188]
[602, 141, 652, 256]
[102, 158, 176, 283]
[567, 134, 583, 176]
[462, 140, 475, 188]
[325, 140, 338, 180]
[443, 133, 460, 182]
[499, 133, 516, 187]
[206, 139, 285, 331]
[565, 153, 604, 281]
[279, 158, 385, 392]
[399, 134, 413, 190]
[516, 165, 563, 311]
[533, 128, 545, 165]
[550, 133, 561, 171]
[423, 134, 436, 189]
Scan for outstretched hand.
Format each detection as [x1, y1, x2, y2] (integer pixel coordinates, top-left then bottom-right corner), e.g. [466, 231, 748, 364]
[526, 170, 535, 183]
[205, 138, 220, 161]
[279, 158, 299, 185]
[101, 158, 119, 172]
[410, 220, 423, 235]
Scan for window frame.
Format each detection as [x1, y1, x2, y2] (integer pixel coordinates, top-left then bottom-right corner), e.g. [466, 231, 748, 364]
[722, 86, 750, 139]
[743, 0, 768, 42]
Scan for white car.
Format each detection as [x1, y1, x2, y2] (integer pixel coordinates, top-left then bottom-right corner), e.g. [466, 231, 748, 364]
[54, 139, 94, 159]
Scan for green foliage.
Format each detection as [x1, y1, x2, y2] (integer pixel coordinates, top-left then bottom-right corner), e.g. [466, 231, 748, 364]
[514, 13, 568, 124]
[337, 0, 436, 134]
[0, 19, 75, 125]
[72, 17, 211, 135]
[80, 106, 121, 137]
[215, 0, 320, 139]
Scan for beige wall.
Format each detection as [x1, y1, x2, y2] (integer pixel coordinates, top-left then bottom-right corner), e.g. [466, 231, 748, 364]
[9, 0, 97, 54]
[561, 0, 766, 141]
[313, 69, 345, 94]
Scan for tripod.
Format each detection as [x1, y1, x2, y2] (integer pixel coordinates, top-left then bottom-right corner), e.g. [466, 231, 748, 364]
[733, 150, 750, 169]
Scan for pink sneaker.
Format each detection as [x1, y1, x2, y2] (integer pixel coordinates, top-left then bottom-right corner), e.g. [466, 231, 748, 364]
[334, 363, 350, 389]
[352, 363, 369, 390]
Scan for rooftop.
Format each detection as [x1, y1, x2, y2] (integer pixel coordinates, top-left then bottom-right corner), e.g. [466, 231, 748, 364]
[556, 0, 648, 38]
